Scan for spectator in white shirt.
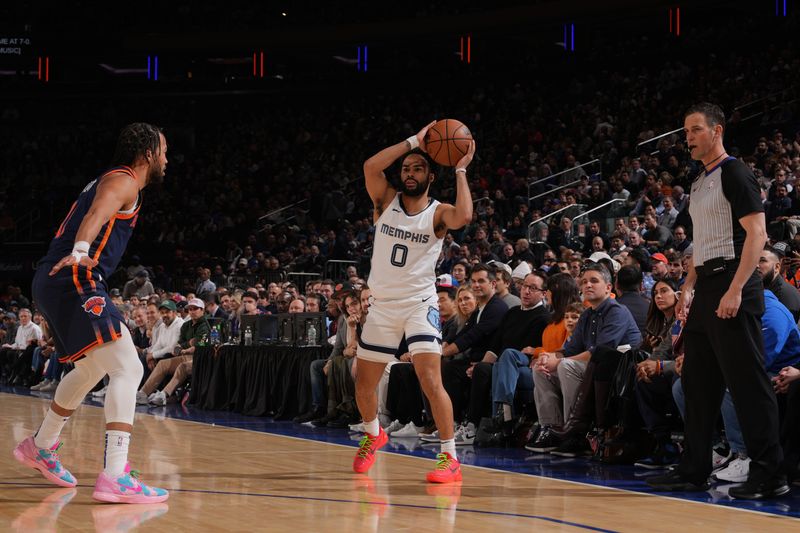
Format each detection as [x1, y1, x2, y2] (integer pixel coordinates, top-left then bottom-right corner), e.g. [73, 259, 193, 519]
[1, 308, 42, 382]
[144, 300, 184, 371]
[2, 308, 42, 350]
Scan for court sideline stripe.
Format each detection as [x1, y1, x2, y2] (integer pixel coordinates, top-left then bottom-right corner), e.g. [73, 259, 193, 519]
[6, 392, 799, 522]
[0, 481, 617, 532]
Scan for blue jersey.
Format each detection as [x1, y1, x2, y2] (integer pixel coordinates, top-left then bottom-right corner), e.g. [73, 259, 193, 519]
[40, 165, 142, 280]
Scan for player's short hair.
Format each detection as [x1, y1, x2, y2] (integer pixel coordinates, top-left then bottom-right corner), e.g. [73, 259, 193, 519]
[111, 122, 163, 167]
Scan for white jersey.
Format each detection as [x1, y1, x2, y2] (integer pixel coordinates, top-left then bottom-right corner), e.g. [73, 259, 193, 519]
[368, 193, 443, 300]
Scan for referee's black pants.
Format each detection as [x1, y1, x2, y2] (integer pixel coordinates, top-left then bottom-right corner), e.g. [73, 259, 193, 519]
[679, 268, 783, 484]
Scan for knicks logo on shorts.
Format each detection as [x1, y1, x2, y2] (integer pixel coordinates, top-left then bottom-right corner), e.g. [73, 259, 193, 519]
[427, 306, 441, 332]
[83, 296, 106, 317]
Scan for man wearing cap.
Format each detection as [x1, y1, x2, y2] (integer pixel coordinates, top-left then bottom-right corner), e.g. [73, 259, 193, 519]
[0, 310, 17, 345]
[123, 271, 155, 300]
[772, 241, 800, 289]
[488, 261, 521, 308]
[137, 298, 208, 406]
[142, 301, 184, 373]
[511, 261, 532, 294]
[759, 245, 800, 322]
[651, 253, 670, 280]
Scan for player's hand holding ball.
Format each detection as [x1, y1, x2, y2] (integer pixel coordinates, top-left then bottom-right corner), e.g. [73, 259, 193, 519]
[423, 119, 474, 167]
[413, 120, 438, 153]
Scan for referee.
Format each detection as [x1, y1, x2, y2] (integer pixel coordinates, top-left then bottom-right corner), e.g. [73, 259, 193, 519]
[648, 103, 789, 499]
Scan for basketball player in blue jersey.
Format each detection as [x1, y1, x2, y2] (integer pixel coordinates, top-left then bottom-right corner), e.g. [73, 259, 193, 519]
[13, 123, 169, 503]
[353, 121, 475, 483]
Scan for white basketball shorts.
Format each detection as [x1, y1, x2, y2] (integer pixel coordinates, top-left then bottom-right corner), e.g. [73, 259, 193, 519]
[357, 294, 442, 363]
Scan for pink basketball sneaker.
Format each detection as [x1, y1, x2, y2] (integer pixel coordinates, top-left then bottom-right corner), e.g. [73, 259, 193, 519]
[13, 437, 77, 488]
[92, 463, 169, 504]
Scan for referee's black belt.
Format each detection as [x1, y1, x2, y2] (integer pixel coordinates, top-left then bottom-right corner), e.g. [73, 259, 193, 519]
[695, 257, 739, 277]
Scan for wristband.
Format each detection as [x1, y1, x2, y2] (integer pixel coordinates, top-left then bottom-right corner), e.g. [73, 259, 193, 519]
[73, 240, 90, 253]
[455, 168, 467, 174]
[72, 240, 90, 263]
[406, 135, 419, 150]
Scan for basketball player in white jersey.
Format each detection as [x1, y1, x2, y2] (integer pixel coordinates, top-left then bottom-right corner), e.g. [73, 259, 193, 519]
[352, 121, 475, 483]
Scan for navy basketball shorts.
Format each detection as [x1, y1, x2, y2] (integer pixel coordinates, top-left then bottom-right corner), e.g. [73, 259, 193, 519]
[32, 264, 124, 363]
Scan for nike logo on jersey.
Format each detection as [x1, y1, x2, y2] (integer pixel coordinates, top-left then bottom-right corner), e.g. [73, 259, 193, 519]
[392, 208, 401, 213]
[422, 296, 433, 302]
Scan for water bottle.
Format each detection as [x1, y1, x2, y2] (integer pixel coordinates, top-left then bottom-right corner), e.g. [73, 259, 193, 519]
[306, 322, 317, 346]
[244, 326, 253, 346]
[210, 325, 220, 346]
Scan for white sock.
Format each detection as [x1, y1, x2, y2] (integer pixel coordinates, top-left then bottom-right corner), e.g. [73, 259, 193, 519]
[104, 430, 130, 477]
[502, 404, 513, 422]
[440, 439, 457, 459]
[363, 418, 380, 436]
[34, 409, 70, 449]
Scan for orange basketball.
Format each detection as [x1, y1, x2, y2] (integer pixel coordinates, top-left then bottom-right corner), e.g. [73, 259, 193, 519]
[424, 119, 473, 167]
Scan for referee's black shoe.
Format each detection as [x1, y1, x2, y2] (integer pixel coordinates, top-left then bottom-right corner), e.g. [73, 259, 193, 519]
[646, 470, 710, 492]
[728, 477, 790, 500]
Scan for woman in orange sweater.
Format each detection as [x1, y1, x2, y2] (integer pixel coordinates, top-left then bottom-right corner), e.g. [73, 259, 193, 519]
[533, 273, 581, 358]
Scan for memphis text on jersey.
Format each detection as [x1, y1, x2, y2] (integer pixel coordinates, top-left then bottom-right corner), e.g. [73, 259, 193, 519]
[379, 223, 431, 244]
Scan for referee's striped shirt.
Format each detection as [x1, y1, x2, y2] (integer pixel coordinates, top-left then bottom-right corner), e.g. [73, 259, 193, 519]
[688, 157, 763, 267]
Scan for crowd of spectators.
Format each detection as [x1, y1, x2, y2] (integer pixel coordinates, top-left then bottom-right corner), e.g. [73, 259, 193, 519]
[1, 4, 800, 492]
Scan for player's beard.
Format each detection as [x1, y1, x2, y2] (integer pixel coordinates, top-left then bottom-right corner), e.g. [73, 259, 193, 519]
[147, 163, 166, 185]
[401, 176, 431, 197]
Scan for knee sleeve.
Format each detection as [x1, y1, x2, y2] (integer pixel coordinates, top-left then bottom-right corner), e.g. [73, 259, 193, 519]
[54, 354, 106, 410]
[89, 326, 142, 425]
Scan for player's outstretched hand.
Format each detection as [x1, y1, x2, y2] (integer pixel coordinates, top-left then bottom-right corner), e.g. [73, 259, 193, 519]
[49, 254, 98, 276]
[456, 140, 476, 170]
[415, 121, 437, 153]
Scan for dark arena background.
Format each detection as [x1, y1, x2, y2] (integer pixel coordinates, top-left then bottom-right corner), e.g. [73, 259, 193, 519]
[1, 1, 799, 531]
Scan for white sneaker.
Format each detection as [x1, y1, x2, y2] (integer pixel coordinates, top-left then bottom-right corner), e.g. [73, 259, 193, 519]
[391, 422, 422, 438]
[711, 444, 733, 470]
[453, 423, 476, 446]
[420, 430, 440, 443]
[92, 386, 108, 398]
[39, 380, 59, 392]
[712, 456, 750, 483]
[348, 422, 365, 433]
[31, 379, 51, 391]
[384, 420, 405, 435]
[136, 391, 149, 405]
[149, 390, 167, 406]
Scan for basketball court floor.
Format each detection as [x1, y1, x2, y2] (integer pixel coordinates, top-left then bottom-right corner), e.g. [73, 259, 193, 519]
[1, 387, 798, 532]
